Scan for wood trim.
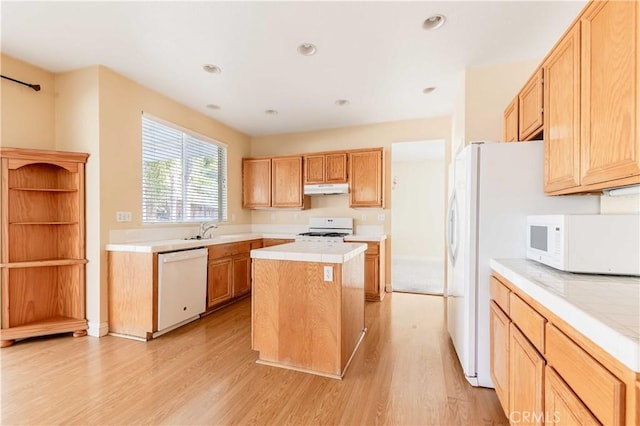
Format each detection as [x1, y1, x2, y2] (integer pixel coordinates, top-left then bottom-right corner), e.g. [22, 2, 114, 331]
[1, 159, 8, 265]
[0, 147, 89, 164]
[1, 259, 88, 268]
[545, 175, 640, 195]
[0, 317, 87, 341]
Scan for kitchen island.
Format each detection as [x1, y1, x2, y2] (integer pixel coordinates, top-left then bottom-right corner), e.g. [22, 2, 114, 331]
[251, 241, 367, 379]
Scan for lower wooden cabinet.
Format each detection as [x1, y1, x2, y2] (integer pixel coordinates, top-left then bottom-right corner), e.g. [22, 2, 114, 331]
[232, 254, 251, 297]
[207, 258, 233, 307]
[351, 240, 386, 301]
[489, 301, 510, 415]
[490, 272, 636, 425]
[206, 239, 262, 311]
[262, 238, 294, 247]
[509, 323, 545, 426]
[545, 365, 600, 425]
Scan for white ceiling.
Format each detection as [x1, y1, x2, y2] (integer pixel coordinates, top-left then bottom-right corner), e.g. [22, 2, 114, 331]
[1, 1, 586, 137]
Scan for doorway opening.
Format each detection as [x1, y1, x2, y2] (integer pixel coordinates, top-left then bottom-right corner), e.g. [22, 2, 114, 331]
[391, 139, 445, 295]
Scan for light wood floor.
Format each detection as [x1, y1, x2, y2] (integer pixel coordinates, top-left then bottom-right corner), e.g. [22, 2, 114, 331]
[1, 293, 507, 425]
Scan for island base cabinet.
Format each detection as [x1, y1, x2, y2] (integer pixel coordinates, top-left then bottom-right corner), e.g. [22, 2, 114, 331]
[252, 255, 365, 379]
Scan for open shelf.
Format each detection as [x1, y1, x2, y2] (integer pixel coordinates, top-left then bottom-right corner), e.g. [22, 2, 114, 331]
[10, 221, 78, 225]
[10, 187, 78, 192]
[1, 259, 87, 268]
[1, 148, 89, 347]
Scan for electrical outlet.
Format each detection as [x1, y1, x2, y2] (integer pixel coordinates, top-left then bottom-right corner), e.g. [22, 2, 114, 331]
[116, 211, 132, 222]
[231, 213, 236, 222]
[294, 213, 300, 220]
[361, 214, 367, 221]
[323, 266, 333, 282]
[270, 213, 276, 221]
[378, 214, 385, 221]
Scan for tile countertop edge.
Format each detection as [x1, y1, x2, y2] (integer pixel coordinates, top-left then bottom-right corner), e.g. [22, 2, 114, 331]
[251, 243, 367, 264]
[490, 259, 640, 373]
[106, 233, 386, 253]
[344, 235, 387, 242]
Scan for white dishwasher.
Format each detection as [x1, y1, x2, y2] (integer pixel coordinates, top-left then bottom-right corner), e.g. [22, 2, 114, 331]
[156, 247, 208, 337]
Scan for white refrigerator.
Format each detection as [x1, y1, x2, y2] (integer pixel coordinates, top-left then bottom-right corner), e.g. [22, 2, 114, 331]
[446, 141, 599, 388]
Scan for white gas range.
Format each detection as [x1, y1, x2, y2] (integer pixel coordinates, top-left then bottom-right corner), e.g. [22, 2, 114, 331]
[295, 217, 353, 243]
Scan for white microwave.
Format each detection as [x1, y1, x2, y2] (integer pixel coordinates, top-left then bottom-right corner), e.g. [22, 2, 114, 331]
[526, 214, 640, 276]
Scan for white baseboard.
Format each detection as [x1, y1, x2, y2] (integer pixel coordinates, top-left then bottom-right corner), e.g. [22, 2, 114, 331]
[88, 321, 109, 337]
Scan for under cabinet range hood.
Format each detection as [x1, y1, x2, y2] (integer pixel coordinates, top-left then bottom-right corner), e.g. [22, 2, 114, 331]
[303, 183, 349, 195]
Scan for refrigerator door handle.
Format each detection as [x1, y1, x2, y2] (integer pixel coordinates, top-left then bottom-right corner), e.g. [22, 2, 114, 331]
[447, 191, 458, 266]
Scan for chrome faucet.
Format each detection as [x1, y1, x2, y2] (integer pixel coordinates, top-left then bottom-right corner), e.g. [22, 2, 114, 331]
[198, 221, 218, 239]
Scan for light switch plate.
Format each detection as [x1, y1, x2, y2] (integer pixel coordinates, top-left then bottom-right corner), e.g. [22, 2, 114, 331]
[323, 266, 333, 282]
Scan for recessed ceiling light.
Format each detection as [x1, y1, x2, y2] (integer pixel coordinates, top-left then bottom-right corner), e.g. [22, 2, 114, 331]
[422, 14, 446, 31]
[297, 43, 317, 56]
[206, 104, 221, 110]
[335, 99, 350, 106]
[203, 64, 222, 74]
[265, 109, 279, 115]
[422, 87, 436, 94]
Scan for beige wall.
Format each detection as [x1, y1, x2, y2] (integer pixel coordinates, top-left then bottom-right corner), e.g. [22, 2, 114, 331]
[1, 56, 252, 333]
[0, 54, 56, 149]
[391, 158, 444, 259]
[450, 58, 540, 158]
[250, 116, 452, 287]
[54, 67, 102, 331]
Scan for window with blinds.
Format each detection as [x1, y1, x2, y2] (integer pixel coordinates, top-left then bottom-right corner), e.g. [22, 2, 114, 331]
[142, 115, 227, 223]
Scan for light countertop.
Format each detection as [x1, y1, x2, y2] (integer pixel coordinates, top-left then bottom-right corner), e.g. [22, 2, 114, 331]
[251, 242, 367, 264]
[491, 258, 640, 372]
[106, 232, 386, 253]
[344, 235, 387, 242]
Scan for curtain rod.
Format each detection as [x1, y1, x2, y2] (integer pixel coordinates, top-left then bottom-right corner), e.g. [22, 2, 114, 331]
[1, 74, 41, 91]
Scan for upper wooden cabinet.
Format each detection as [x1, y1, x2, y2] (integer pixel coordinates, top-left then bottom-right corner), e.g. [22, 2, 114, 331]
[1, 148, 89, 347]
[242, 156, 306, 209]
[509, 0, 640, 194]
[579, 0, 640, 188]
[271, 156, 304, 208]
[503, 96, 519, 142]
[544, 23, 582, 193]
[242, 158, 271, 208]
[303, 152, 348, 184]
[349, 149, 384, 208]
[518, 68, 545, 141]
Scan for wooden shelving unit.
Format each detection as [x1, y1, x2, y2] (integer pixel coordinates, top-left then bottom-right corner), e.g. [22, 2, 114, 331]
[1, 147, 89, 347]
